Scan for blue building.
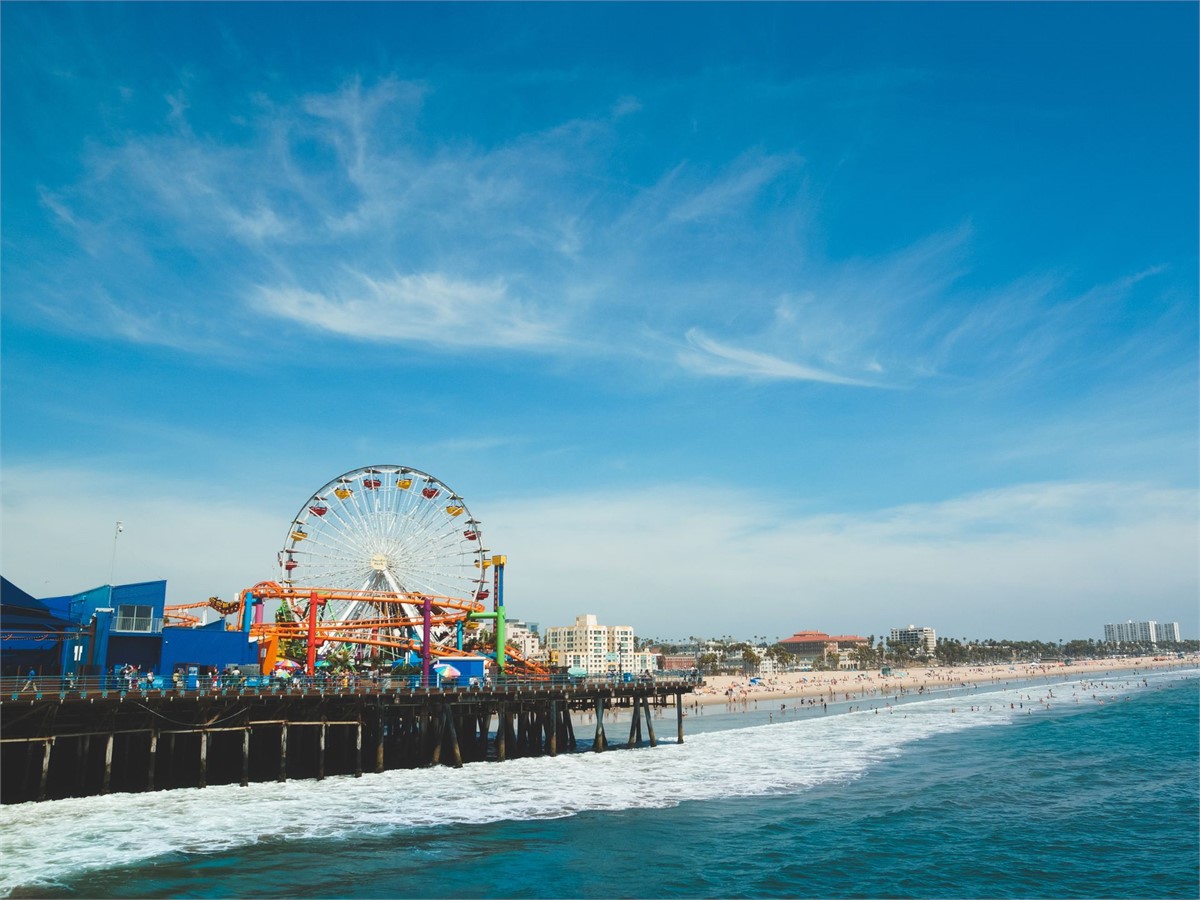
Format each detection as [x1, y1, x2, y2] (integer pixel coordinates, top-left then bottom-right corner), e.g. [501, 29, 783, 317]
[1, 576, 258, 679]
[0, 577, 75, 676]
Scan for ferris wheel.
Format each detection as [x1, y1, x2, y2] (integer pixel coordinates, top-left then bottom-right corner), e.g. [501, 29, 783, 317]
[278, 465, 488, 643]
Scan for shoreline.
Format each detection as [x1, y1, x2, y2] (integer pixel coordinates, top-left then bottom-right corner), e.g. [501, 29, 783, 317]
[687, 655, 1193, 708]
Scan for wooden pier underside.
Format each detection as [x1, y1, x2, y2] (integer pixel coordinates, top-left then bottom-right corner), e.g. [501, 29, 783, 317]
[0, 681, 694, 804]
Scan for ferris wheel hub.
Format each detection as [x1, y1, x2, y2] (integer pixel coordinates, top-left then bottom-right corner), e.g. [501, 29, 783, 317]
[370, 553, 389, 572]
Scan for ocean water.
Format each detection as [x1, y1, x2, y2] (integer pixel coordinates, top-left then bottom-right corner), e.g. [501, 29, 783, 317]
[1, 668, 1196, 899]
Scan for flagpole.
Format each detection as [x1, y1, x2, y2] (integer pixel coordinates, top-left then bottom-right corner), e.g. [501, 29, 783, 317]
[109, 521, 123, 586]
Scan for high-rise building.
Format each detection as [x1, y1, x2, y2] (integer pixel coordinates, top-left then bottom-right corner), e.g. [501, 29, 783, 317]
[1103, 620, 1180, 644]
[889, 625, 937, 654]
[1156, 621, 1182, 642]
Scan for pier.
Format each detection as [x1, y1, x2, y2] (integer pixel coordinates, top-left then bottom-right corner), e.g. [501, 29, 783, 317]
[0, 676, 695, 804]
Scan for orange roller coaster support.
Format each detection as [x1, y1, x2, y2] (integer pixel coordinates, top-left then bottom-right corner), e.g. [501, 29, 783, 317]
[243, 582, 486, 670]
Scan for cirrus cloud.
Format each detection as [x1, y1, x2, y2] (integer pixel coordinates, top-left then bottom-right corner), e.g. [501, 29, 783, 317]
[254, 271, 566, 350]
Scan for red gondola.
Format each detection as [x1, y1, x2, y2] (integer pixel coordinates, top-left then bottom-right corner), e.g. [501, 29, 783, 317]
[284, 558, 299, 572]
[309, 505, 328, 516]
[475, 589, 490, 601]
[364, 478, 382, 489]
[463, 530, 478, 541]
[422, 486, 440, 499]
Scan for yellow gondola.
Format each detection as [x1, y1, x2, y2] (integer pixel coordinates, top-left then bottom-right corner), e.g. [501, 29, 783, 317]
[334, 487, 353, 500]
[290, 529, 308, 541]
[445, 505, 465, 517]
[397, 478, 413, 490]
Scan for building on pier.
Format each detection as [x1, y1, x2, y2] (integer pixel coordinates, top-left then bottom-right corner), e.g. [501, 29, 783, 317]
[0, 578, 73, 676]
[1, 576, 258, 680]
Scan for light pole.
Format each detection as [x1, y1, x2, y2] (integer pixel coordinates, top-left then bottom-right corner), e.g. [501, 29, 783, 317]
[109, 521, 124, 586]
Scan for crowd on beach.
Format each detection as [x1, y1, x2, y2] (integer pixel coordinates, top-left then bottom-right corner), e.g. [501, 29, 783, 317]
[685, 655, 1191, 710]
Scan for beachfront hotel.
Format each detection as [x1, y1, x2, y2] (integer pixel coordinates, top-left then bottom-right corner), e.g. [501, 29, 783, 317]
[889, 625, 938, 654]
[1103, 620, 1181, 644]
[542, 613, 658, 675]
[777, 630, 869, 668]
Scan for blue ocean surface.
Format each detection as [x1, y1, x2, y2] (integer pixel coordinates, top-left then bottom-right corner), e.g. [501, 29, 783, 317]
[2, 668, 1196, 899]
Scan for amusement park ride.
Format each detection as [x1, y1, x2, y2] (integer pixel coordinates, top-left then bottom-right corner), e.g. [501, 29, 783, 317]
[163, 465, 547, 681]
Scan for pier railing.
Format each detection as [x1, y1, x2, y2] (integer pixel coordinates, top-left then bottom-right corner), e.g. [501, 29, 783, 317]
[1, 672, 701, 700]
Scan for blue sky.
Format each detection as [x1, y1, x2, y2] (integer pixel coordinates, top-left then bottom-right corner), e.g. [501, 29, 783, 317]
[2, 3, 1196, 642]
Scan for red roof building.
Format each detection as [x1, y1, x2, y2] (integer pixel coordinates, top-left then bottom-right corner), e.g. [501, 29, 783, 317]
[778, 630, 869, 657]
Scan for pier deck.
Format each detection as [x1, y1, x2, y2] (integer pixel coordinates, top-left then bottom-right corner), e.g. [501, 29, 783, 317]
[0, 677, 696, 803]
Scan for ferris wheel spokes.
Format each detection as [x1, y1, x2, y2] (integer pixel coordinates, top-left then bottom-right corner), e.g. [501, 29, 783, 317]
[278, 464, 486, 656]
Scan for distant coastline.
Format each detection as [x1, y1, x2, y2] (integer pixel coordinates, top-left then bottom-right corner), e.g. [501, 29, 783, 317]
[691, 655, 1193, 707]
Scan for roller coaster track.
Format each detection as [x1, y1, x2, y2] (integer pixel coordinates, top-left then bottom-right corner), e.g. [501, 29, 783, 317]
[175, 582, 551, 675]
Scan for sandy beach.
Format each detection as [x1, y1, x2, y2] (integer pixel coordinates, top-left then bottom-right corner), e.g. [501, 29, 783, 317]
[687, 655, 1192, 708]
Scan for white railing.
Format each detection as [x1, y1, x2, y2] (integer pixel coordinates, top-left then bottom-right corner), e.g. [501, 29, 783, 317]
[112, 616, 163, 633]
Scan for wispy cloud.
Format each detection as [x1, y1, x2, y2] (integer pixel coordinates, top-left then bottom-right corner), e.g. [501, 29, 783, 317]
[254, 271, 566, 350]
[14, 69, 1191, 395]
[667, 152, 801, 224]
[679, 328, 881, 386]
[664, 227, 972, 387]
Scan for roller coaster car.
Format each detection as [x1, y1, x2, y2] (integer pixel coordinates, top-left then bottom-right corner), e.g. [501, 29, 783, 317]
[208, 597, 242, 616]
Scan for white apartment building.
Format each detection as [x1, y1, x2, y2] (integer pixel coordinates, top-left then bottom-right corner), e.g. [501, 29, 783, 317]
[753, 648, 783, 676]
[542, 614, 656, 675]
[889, 625, 937, 654]
[1104, 620, 1181, 644]
[503, 618, 543, 661]
[474, 618, 543, 661]
[1156, 621, 1182, 642]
